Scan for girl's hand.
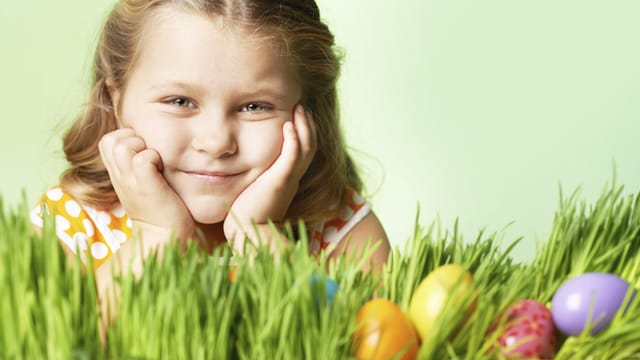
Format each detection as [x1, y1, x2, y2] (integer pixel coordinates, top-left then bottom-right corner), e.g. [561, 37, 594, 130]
[99, 128, 195, 241]
[223, 105, 317, 253]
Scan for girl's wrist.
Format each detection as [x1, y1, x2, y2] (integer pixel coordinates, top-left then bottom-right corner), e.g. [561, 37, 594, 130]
[132, 220, 194, 244]
[224, 221, 288, 254]
[107, 221, 180, 279]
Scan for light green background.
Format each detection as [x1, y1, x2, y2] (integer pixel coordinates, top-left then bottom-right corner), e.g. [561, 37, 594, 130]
[2, 1, 639, 261]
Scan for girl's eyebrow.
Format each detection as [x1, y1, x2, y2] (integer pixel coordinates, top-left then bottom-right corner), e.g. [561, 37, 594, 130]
[148, 81, 201, 93]
[234, 88, 290, 103]
[149, 81, 292, 103]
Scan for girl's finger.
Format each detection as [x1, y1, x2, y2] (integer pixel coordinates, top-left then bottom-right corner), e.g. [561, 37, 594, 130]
[132, 148, 165, 188]
[99, 128, 141, 171]
[270, 120, 300, 176]
[294, 105, 317, 160]
[98, 128, 137, 156]
[110, 136, 147, 178]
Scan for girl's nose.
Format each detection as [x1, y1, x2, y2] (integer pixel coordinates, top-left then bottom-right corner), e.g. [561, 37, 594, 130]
[190, 115, 238, 158]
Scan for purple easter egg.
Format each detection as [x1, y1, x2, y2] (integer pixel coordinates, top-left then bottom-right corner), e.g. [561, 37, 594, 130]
[551, 273, 634, 336]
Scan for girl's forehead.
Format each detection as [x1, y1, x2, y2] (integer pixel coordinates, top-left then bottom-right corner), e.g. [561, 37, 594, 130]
[137, 8, 290, 69]
[145, 6, 284, 49]
[137, 7, 291, 69]
[126, 6, 301, 99]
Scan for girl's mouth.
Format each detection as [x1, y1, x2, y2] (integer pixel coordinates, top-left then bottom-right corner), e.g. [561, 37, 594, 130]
[183, 170, 243, 184]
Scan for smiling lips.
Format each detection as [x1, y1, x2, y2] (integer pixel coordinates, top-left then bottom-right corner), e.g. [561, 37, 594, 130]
[183, 170, 243, 184]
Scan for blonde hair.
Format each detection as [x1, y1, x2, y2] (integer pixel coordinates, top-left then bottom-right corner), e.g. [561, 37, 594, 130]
[60, 0, 362, 223]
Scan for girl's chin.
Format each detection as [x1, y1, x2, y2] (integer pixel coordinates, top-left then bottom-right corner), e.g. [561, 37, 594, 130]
[189, 209, 227, 225]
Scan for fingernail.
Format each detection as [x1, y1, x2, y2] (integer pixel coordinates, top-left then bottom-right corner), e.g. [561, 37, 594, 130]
[296, 104, 304, 113]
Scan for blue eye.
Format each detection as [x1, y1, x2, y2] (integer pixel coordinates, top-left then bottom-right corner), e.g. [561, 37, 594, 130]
[241, 103, 269, 112]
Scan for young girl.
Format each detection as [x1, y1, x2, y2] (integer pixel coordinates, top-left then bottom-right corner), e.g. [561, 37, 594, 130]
[31, 0, 390, 301]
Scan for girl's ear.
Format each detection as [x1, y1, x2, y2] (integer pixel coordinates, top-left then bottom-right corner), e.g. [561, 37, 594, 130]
[105, 78, 121, 122]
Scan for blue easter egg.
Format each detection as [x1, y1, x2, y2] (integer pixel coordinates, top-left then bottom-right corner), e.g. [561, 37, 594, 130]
[309, 274, 339, 305]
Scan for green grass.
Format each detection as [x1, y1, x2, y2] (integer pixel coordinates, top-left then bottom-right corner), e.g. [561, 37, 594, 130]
[1, 179, 640, 359]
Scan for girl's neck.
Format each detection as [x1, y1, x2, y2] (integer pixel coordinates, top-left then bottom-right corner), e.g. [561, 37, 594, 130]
[195, 222, 227, 254]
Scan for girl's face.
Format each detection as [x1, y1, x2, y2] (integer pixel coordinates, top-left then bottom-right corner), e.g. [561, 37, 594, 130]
[113, 9, 301, 224]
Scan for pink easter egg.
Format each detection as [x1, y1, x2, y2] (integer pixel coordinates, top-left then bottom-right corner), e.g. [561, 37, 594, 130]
[495, 300, 557, 359]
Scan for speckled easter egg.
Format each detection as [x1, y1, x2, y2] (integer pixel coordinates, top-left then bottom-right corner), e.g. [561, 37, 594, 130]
[551, 273, 634, 336]
[494, 300, 557, 359]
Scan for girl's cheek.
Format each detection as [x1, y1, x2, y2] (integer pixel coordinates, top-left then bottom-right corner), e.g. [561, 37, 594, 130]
[240, 121, 285, 166]
[132, 122, 181, 161]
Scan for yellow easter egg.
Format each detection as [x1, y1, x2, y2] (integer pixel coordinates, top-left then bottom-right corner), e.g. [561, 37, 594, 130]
[408, 264, 473, 340]
[353, 299, 420, 360]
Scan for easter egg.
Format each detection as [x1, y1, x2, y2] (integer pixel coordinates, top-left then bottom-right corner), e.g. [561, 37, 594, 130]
[492, 300, 557, 359]
[408, 264, 474, 340]
[551, 272, 634, 336]
[354, 299, 420, 360]
[309, 274, 339, 305]
[229, 265, 238, 282]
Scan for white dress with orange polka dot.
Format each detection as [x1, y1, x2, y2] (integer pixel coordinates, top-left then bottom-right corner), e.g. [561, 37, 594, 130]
[30, 186, 370, 269]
